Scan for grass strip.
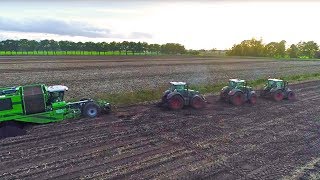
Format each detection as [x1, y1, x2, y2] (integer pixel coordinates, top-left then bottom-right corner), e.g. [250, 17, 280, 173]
[96, 72, 320, 106]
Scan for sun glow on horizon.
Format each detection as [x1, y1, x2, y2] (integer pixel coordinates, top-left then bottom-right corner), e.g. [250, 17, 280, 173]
[0, 1, 319, 50]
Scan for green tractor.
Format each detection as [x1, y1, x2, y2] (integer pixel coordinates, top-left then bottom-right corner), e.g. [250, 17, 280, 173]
[160, 82, 206, 110]
[220, 79, 257, 106]
[0, 84, 110, 138]
[260, 79, 295, 101]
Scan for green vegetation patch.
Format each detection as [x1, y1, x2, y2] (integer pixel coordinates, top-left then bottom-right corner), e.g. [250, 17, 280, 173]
[96, 87, 167, 106]
[96, 72, 320, 106]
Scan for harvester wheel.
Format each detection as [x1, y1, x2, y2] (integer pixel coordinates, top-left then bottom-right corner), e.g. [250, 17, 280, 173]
[191, 96, 206, 109]
[273, 90, 284, 102]
[287, 91, 296, 100]
[82, 102, 101, 118]
[231, 92, 244, 106]
[168, 95, 184, 110]
[249, 94, 257, 105]
[0, 121, 26, 139]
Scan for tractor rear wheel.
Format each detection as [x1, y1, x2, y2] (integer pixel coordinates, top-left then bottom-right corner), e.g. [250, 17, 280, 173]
[249, 94, 257, 104]
[82, 102, 101, 118]
[0, 121, 26, 139]
[191, 96, 206, 109]
[287, 91, 296, 100]
[231, 92, 245, 106]
[168, 95, 184, 110]
[273, 90, 284, 102]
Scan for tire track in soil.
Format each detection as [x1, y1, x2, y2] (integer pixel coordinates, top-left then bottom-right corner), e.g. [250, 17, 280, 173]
[27, 145, 185, 180]
[136, 82, 320, 179]
[121, 93, 318, 178]
[0, 132, 158, 170]
[99, 88, 318, 179]
[0, 138, 168, 179]
[0, 80, 320, 179]
[0, 107, 150, 149]
[0, 96, 316, 176]
[0, 115, 155, 166]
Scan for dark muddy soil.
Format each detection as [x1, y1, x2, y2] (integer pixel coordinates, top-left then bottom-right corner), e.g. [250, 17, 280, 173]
[0, 80, 320, 179]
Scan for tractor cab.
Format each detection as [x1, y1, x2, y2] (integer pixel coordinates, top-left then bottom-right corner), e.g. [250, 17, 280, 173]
[267, 79, 285, 89]
[229, 79, 246, 89]
[261, 78, 294, 101]
[161, 82, 205, 110]
[220, 79, 256, 105]
[47, 85, 69, 104]
[169, 82, 188, 92]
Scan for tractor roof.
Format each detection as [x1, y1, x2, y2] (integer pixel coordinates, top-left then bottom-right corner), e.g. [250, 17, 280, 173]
[229, 79, 245, 83]
[48, 85, 69, 92]
[170, 82, 186, 86]
[268, 79, 283, 82]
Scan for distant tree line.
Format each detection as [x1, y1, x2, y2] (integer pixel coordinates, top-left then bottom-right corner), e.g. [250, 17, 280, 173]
[0, 39, 187, 55]
[227, 38, 320, 59]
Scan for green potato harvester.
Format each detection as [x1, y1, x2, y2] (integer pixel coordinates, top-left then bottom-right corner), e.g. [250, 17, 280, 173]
[0, 84, 110, 138]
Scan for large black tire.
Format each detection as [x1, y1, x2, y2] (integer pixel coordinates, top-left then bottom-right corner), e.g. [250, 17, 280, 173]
[82, 102, 101, 118]
[191, 96, 206, 109]
[286, 91, 296, 100]
[230, 92, 245, 106]
[272, 90, 284, 102]
[249, 94, 257, 105]
[0, 121, 26, 139]
[103, 106, 111, 114]
[168, 95, 184, 110]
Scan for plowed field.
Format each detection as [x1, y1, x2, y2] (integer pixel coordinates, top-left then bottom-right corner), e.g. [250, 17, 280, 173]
[1, 56, 320, 99]
[1, 80, 319, 179]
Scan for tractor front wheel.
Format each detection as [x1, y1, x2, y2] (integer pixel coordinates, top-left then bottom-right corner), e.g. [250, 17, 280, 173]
[220, 88, 229, 101]
[82, 102, 101, 118]
[287, 91, 296, 100]
[168, 95, 184, 110]
[231, 92, 245, 106]
[191, 96, 206, 109]
[161, 95, 168, 104]
[249, 94, 257, 105]
[273, 90, 284, 102]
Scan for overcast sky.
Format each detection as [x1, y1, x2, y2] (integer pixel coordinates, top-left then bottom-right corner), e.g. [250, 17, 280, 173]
[0, 0, 319, 49]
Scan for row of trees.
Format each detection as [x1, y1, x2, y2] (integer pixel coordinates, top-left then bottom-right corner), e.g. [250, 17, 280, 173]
[227, 38, 320, 59]
[0, 39, 187, 55]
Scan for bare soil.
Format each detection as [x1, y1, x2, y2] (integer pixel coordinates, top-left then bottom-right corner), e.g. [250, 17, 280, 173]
[0, 80, 319, 179]
[1, 56, 320, 99]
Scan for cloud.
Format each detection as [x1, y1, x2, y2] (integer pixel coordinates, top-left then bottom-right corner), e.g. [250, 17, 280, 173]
[0, 17, 152, 39]
[129, 32, 153, 39]
[0, 17, 112, 38]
